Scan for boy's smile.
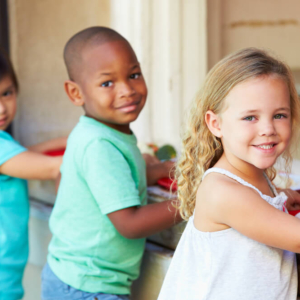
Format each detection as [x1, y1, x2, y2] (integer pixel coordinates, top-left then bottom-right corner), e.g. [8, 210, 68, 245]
[74, 40, 147, 134]
[218, 75, 291, 172]
[0, 76, 17, 131]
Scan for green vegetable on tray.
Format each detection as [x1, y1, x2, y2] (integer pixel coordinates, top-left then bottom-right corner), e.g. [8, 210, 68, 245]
[155, 145, 177, 161]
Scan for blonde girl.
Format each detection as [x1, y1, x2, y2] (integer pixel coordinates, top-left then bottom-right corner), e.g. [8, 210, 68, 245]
[158, 48, 300, 300]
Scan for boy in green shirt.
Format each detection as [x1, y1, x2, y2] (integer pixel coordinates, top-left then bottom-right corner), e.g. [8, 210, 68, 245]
[42, 27, 182, 300]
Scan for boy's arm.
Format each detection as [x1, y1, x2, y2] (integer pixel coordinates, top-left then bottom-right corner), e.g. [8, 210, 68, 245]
[0, 151, 62, 180]
[27, 136, 68, 153]
[107, 200, 182, 239]
[146, 160, 175, 186]
[282, 188, 300, 211]
[84, 140, 181, 238]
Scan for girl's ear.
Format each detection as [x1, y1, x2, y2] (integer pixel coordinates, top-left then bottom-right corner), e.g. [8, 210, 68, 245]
[64, 80, 84, 106]
[205, 110, 222, 138]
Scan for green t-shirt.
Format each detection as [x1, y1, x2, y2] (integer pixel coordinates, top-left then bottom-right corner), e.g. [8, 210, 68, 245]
[48, 116, 147, 294]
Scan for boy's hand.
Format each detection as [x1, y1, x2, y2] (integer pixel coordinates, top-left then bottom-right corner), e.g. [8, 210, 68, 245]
[283, 189, 300, 211]
[145, 160, 175, 186]
[142, 153, 160, 166]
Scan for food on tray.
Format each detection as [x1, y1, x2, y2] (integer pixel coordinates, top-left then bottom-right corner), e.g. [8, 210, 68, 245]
[289, 209, 300, 219]
[156, 145, 177, 161]
[157, 177, 177, 191]
[138, 142, 177, 161]
[137, 142, 158, 156]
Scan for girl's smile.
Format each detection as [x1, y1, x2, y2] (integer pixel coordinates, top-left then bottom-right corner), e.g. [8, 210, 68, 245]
[217, 75, 291, 172]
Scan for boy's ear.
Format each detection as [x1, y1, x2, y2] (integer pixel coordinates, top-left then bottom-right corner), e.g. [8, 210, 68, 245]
[205, 110, 222, 138]
[64, 80, 84, 106]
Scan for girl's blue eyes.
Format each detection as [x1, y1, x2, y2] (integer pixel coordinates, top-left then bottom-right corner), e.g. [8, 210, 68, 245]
[244, 116, 255, 121]
[243, 114, 287, 121]
[274, 114, 286, 119]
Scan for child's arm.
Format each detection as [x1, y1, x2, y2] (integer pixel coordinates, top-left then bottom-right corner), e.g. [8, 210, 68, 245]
[85, 140, 181, 239]
[280, 188, 300, 211]
[146, 160, 175, 186]
[0, 151, 62, 180]
[107, 200, 182, 239]
[200, 178, 300, 253]
[27, 136, 67, 153]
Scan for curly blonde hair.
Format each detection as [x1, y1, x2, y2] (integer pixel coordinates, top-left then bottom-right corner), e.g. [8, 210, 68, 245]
[176, 48, 300, 220]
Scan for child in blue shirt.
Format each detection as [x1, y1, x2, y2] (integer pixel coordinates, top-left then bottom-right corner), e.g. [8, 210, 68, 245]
[41, 27, 181, 300]
[0, 47, 66, 300]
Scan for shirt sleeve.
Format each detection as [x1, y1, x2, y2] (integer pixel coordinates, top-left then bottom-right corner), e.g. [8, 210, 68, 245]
[0, 131, 27, 166]
[82, 139, 141, 215]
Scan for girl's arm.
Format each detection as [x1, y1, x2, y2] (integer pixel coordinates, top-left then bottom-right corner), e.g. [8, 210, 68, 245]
[0, 151, 62, 180]
[27, 136, 67, 153]
[205, 179, 300, 253]
[107, 200, 182, 239]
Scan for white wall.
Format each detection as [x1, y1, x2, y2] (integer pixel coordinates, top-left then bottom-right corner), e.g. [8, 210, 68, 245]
[111, 0, 208, 150]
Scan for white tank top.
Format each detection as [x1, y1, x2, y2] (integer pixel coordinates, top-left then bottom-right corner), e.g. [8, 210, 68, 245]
[158, 168, 297, 300]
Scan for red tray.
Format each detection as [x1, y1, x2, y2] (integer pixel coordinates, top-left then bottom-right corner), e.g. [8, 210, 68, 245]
[43, 149, 65, 156]
[157, 177, 177, 191]
[288, 190, 300, 216]
[289, 209, 300, 216]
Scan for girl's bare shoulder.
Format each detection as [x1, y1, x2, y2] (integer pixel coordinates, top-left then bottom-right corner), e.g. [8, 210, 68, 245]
[197, 171, 260, 206]
[195, 171, 266, 232]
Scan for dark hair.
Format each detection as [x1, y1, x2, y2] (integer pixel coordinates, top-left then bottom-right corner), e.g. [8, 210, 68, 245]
[0, 47, 18, 91]
[64, 26, 128, 81]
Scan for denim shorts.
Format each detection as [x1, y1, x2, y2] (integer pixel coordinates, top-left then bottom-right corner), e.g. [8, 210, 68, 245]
[41, 263, 130, 300]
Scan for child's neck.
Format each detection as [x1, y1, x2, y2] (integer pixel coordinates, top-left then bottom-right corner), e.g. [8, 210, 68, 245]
[86, 115, 132, 134]
[215, 154, 266, 185]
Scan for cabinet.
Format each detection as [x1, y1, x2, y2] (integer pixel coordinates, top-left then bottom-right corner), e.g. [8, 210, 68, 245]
[25, 183, 183, 300]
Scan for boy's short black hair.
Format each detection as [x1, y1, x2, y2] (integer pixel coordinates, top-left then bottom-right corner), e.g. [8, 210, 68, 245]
[0, 47, 18, 91]
[64, 26, 128, 82]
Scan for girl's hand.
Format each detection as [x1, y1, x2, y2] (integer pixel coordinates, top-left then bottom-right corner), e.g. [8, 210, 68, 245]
[282, 189, 300, 211]
[28, 136, 68, 153]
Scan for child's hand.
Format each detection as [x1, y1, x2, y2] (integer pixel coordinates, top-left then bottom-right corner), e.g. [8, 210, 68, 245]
[28, 136, 68, 153]
[146, 160, 175, 186]
[142, 153, 160, 166]
[161, 160, 175, 178]
[283, 189, 300, 211]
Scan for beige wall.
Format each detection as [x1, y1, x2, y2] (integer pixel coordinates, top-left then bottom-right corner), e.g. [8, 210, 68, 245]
[9, 0, 207, 152]
[207, 0, 300, 158]
[9, 0, 110, 146]
[9, 0, 300, 155]
[208, 0, 300, 71]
